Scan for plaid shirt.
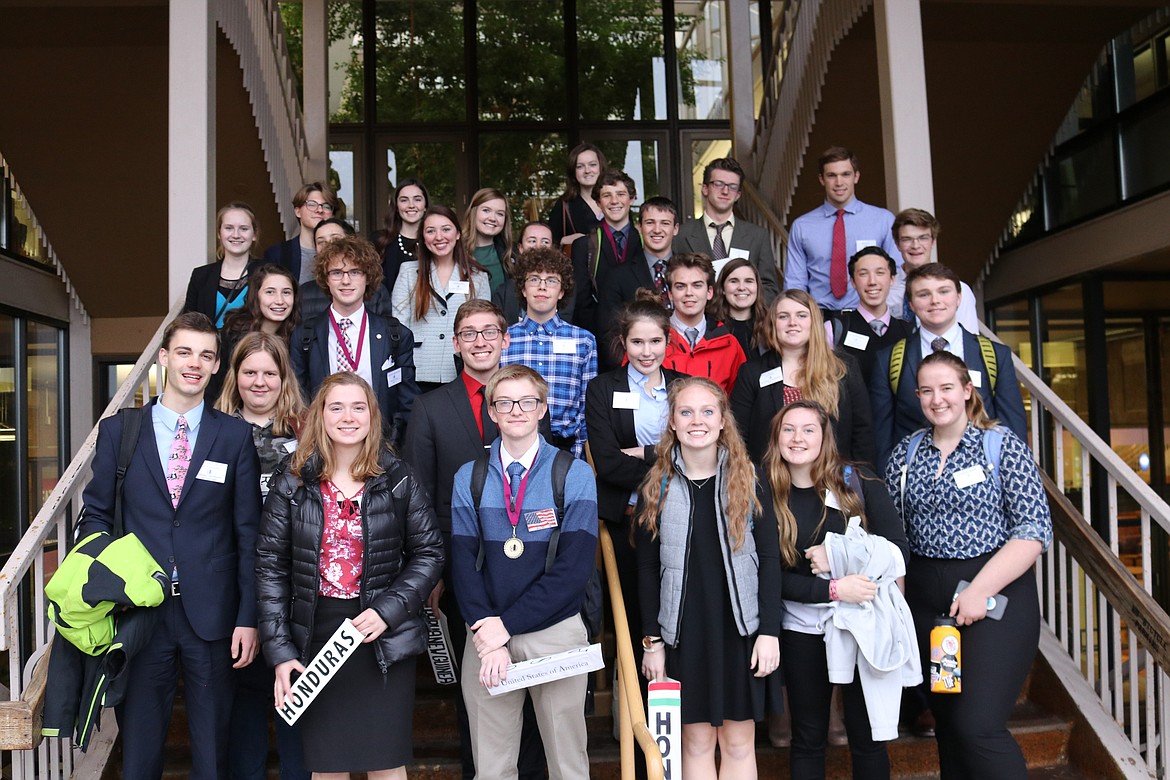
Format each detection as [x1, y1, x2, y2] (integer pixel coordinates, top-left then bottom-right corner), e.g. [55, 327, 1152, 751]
[502, 314, 597, 459]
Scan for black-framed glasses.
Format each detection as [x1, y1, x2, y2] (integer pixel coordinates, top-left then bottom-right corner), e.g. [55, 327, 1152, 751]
[490, 397, 541, 414]
[456, 327, 503, 343]
[705, 180, 741, 193]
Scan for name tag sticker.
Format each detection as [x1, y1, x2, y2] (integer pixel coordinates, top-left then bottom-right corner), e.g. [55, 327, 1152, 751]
[856, 239, 876, 251]
[953, 466, 987, 489]
[284, 440, 298, 453]
[553, 338, 577, 355]
[728, 248, 750, 261]
[969, 370, 983, 388]
[825, 490, 842, 510]
[387, 368, 403, 388]
[711, 258, 731, 279]
[196, 461, 228, 483]
[525, 508, 559, 532]
[449, 279, 471, 295]
[381, 356, 394, 371]
[843, 331, 870, 350]
[759, 366, 784, 388]
[613, 391, 641, 410]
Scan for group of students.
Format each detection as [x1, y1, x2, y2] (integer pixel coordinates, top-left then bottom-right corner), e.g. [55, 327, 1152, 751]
[69, 140, 1053, 780]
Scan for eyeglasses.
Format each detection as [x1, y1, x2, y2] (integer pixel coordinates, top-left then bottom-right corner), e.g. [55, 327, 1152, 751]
[897, 234, 934, 246]
[303, 200, 335, 213]
[525, 275, 562, 288]
[456, 327, 503, 343]
[705, 180, 741, 193]
[490, 397, 541, 414]
[326, 268, 366, 280]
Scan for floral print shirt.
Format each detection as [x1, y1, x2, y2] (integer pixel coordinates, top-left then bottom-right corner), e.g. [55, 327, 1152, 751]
[317, 480, 365, 598]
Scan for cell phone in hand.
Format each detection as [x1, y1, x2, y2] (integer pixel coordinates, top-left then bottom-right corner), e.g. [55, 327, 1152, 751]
[955, 579, 1009, 620]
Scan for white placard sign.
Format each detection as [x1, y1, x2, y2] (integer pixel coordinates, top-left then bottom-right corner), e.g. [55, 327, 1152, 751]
[276, 618, 364, 725]
[648, 678, 681, 778]
[486, 643, 604, 696]
[424, 606, 458, 685]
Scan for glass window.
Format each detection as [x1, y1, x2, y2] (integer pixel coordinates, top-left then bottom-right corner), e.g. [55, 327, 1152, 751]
[1134, 44, 1157, 103]
[374, 0, 466, 122]
[1120, 99, 1170, 198]
[576, 0, 667, 120]
[328, 1, 366, 122]
[328, 142, 361, 229]
[380, 139, 461, 220]
[0, 314, 16, 557]
[1044, 133, 1117, 228]
[1038, 284, 1088, 426]
[676, 1, 729, 120]
[26, 321, 61, 525]
[687, 137, 732, 218]
[479, 131, 568, 225]
[590, 137, 664, 210]
[476, 0, 566, 121]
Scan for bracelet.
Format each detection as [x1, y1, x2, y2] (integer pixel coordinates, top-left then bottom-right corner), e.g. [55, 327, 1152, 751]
[642, 644, 662, 654]
[829, 578, 839, 601]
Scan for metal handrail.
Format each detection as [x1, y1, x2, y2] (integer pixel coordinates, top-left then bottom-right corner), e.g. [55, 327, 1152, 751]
[598, 523, 665, 780]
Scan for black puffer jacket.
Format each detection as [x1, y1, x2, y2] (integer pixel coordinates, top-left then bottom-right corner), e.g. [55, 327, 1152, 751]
[256, 449, 444, 671]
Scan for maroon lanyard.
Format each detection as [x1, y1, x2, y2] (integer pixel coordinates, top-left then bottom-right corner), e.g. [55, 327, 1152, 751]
[328, 310, 367, 372]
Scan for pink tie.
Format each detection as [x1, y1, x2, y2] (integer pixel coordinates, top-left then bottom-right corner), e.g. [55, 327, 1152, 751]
[337, 318, 354, 372]
[167, 416, 192, 508]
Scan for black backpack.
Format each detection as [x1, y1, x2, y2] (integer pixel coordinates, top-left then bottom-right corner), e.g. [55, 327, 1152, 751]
[469, 449, 604, 639]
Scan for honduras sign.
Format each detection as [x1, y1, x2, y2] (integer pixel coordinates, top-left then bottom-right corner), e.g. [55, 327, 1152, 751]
[276, 618, 363, 725]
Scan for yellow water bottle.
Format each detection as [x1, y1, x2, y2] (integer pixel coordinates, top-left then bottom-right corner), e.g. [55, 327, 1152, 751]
[930, 616, 961, 693]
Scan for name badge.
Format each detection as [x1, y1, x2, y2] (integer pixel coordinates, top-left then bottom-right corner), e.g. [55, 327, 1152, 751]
[759, 366, 784, 388]
[613, 391, 640, 410]
[855, 239, 876, 252]
[825, 490, 841, 510]
[284, 440, 298, 453]
[728, 248, 750, 261]
[953, 466, 987, 489]
[382, 356, 395, 371]
[553, 338, 577, 355]
[711, 258, 731, 279]
[843, 331, 870, 350]
[449, 279, 471, 295]
[259, 472, 273, 497]
[196, 461, 228, 483]
[387, 368, 403, 388]
[969, 370, 983, 389]
[525, 508, 559, 532]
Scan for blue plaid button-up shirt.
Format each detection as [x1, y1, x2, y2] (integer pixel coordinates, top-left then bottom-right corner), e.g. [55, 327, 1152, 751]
[501, 314, 597, 459]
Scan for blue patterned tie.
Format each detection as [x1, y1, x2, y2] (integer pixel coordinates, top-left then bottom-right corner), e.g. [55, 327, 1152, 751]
[507, 462, 526, 509]
[902, 298, 914, 323]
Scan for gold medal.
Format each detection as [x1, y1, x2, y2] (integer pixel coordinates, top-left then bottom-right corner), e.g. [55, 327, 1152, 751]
[503, 536, 525, 559]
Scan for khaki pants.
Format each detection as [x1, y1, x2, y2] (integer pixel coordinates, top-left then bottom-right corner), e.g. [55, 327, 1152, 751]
[462, 614, 590, 780]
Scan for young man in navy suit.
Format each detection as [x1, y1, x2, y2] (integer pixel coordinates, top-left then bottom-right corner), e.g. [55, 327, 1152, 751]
[79, 311, 262, 779]
[570, 169, 642, 337]
[870, 263, 1027, 470]
[291, 234, 420, 448]
[262, 181, 340, 285]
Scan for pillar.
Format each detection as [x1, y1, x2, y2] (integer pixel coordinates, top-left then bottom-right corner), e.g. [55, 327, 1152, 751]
[303, 0, 329, 182]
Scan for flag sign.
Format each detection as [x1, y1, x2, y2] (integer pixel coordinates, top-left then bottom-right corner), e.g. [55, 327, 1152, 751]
[276, 618, 363, 725]
[648, 678, 681, 778]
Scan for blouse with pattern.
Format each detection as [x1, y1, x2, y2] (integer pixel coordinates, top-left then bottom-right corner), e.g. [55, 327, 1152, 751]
[317, 480, 366, 598]
[883, 423, 1052, 559]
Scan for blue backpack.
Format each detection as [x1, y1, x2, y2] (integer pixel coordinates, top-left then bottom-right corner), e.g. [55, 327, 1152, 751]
[899, 426, 1005, 514]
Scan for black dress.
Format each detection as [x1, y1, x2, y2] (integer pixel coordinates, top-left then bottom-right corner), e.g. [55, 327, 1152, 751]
[548, 195, 602, 245]
[378, 232, 418, 295]
[665, 477, 764, 725]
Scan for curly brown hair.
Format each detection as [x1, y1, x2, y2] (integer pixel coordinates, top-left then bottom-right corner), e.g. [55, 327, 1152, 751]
[511, 246, 575, 304]
[314, 235, 384, 299]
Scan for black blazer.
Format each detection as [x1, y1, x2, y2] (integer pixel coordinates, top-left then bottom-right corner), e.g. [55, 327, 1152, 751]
[827, 310, 912, 390]
[570, 226, 644, 338]
[731, 349, 876, 467]
[674, 217, 781, 303]
[183, 260, 263, 325]
[595, 250, 660, 369]
[290, 311, 421, 447]
[585, 366, 687, 524]
[547, 195, 602, 245]
[78, 403, 261, 641]
[263, 237, 303, 281]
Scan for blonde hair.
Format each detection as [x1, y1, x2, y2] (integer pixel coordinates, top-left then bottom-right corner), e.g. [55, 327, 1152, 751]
[762, 400, 867, 567]
[215, 201, 259, 261]
[764, 289, 845, 417]
[215, 332, 305, 437]
[636, 377, 760, 551]
[292, 373, 387, 482]
[918, 351, 998, 430]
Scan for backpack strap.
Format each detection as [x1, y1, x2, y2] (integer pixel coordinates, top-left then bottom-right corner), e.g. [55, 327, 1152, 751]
[982, 425, 1005, 488]
[889, 339, 907, 395]
[112, 406, 145, 538]
[976, 335, 998, 393]
[542, 449, 575, 575]
[899, 428, 930, 521]
[842, 463, 863, 503]
[471, 454, 490, 572]
[830, 313, 847, 349]
[588, 228, 603, 292]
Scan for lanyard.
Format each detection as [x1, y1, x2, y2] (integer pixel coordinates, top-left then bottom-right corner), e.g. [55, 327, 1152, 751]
[603, 224, 630, 265]
[328, 310, 367, 372]
[502, 452, 538, 531]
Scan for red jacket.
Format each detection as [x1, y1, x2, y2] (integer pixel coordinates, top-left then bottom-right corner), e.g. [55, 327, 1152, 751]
[664, 318, 747, 395]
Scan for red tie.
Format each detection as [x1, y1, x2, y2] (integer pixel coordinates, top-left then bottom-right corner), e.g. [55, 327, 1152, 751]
[830, 208, 847, 299]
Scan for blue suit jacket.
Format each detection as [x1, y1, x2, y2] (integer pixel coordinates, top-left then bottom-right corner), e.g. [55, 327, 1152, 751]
[78, 403, 261, 642]
[290, 310, 420, 446]
[870, 327, 1028, 471]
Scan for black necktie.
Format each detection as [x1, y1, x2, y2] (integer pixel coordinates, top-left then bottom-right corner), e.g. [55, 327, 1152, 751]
[613, 229, 626, 258]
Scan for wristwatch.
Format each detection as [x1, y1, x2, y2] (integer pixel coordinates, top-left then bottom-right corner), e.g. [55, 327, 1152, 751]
[642, 636, 664, 651]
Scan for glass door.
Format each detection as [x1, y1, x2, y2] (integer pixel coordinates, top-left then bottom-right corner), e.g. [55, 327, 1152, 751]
[375, 134, 470, 225]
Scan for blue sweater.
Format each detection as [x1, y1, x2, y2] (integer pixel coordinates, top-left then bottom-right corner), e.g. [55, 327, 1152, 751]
[451, 437, 599, 636]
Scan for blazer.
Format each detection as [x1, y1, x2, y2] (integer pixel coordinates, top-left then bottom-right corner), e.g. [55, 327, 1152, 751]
[78, 403, 261, 641]
[673, 217, 781, 303]
[870, 327, 1028, 471]
[585, 366, 686, 524]
[391, 261, 491, 384]
[827, 309, 913, 390]
[595, 250, 658, 369]
[731, 349, 876, 467]
[263, 237, 304, 281]
[298, 279, 395, 325]
[183, 260, 263, 326]
[290, 310, 421, 447]
[570, 225, 644, 338]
